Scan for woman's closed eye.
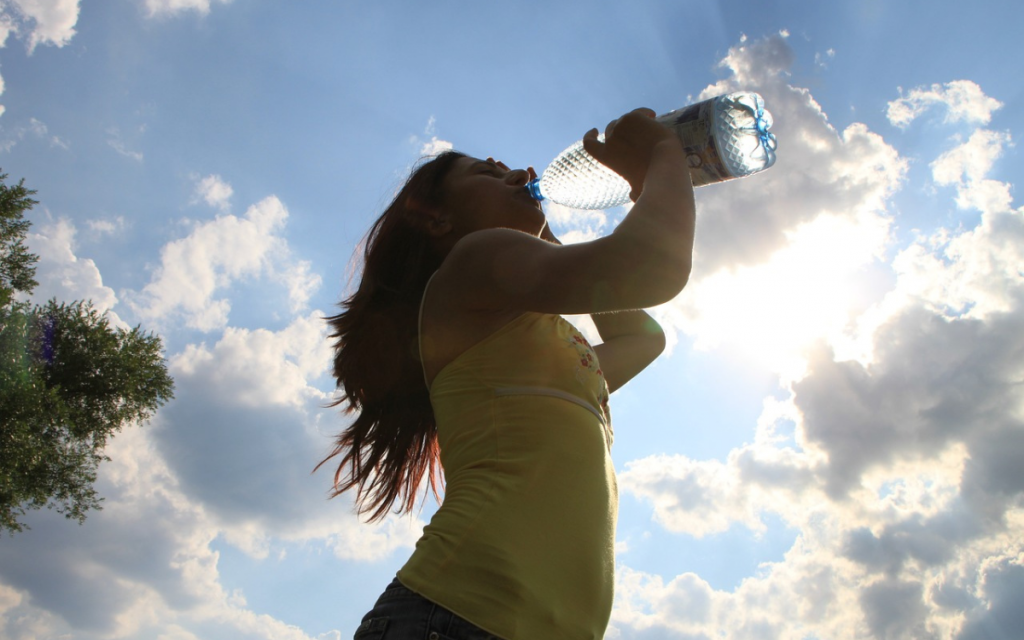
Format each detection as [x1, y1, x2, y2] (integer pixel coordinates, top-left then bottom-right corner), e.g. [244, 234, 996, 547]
[486, 157, 512, 173]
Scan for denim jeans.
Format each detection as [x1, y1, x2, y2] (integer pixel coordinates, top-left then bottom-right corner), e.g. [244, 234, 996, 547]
[354, 578, 504, 640]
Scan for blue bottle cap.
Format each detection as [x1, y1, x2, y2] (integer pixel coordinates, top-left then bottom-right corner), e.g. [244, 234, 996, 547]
[525, 178, 545, 201]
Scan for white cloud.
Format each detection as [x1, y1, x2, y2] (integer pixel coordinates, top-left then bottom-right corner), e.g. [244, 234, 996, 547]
[0, 584, 20, 617]
[419, 136, 453, 157]
[0, 582, 66, 640]
[930, 128, 1015, 214]
[931, 130, 1009, 186]
[690, 36, 905, 271]
[0, 13, 15, 47]
[616, 203, 1024, 635]
[544, 201, 609, 245]
[107, 127, 144, 162]
[0, 425, 338, 640]
[322, 515, 424, 562]
[4, 23, 1020, 640]
[612, 567, 720, 637]
[193, 174, 234, 212]
[620, 395, 817, 539]
[620, 454, 764, 537]
[581, 36, 1024, 638]
[180, 177, 318, 315]
[0, 0, 80, 52]
[616, 438, 1022, 638]
[28, 117, 70, 148]
[126, 194, 321, 331]
[275, 258, 321, 313]
[606, 66, 1024, 638]
[154, 310, 422, 559]
[24, 217, 122, 319]
[887, 80, 1003, 129]
[890, 208, 1023, 324]
[169, 311, 330, 409]
[647, 34, 906, 371]
[882, 126, 1021, 327]
[85, 215, 128, 237]
[411, 116, 454, 157]
[0, 116, 72, 148]
[0, 301, 413, 636]
[143, 0, 233, 18]
[815, 48, 836, 69]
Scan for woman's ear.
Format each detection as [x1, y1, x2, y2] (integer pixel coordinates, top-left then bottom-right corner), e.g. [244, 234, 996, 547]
[407, 196, 453, 238]
[425, 209, 453, 238]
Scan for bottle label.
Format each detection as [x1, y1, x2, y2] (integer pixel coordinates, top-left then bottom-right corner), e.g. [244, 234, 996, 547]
[657, 98, 732, 187]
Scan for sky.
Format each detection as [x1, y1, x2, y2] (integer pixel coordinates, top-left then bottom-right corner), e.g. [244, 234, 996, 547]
[0, 1, 1022, 639]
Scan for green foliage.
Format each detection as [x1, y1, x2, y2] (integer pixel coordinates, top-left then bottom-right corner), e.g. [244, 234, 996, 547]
[0, 172, 39, 309]
[0, 172, 175, 535]
[1, 301, 175, 534]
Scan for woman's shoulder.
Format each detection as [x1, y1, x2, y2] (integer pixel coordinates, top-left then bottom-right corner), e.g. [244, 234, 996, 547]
[420, 259, 525, 387]
[446, 227, 545, 261]
[434, 227, 553, 307]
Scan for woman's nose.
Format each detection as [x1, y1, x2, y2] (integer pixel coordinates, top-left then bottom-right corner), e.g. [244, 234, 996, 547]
[505, 169, 530, 187]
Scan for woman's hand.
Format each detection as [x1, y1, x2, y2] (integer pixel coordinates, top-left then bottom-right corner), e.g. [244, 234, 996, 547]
[440, 126, 694, 318]
[486, 157, 537, 184]
[582, 108, 679, 201]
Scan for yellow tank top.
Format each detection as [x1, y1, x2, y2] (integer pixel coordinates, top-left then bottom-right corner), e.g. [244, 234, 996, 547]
[397, 289, 617, 640]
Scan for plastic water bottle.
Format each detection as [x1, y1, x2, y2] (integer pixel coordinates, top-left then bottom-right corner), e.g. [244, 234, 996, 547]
[526, 92, 777, 210]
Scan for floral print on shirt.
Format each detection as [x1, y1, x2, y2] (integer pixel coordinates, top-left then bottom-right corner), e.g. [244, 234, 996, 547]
[558, 318, 613, 447]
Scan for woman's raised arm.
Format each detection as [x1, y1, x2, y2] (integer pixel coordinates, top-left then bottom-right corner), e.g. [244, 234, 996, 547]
[440, 109, 695, 316]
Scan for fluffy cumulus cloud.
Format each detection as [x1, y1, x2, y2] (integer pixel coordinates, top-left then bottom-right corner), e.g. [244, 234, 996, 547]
[169, 312, 330, 409]
[154, 309, 422, 558]
[0, 345, 416, 638]
[930, 129, 1014, 214]
[0, 0, 81, 52]
[0, 181, 418, 638]
[623, 32, 908, 364]
[887, 80, 1003, 130]
[5, 23, 1022, 640]
[692, 32, 905, 266]
[0, 421, 390, 640]
[27, 322, 420, 635]
[24, 217, 121, 319]
[193, 174, 233, 212]
[125, 177, 321, 331]
[610, 37, 1024, 640]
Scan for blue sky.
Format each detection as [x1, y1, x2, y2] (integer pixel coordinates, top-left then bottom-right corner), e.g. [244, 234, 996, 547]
[1, 1, 1022, 639]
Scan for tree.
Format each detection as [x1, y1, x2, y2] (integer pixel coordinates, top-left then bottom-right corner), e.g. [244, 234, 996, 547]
[0, 172, 38, 309]
[0, 172, 175, 535]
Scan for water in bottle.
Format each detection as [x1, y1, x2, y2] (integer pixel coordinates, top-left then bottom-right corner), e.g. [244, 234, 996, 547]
[526, 92, 777, 210]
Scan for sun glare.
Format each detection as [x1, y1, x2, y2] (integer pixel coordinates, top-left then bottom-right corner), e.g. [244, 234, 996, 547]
[678, 213, 890, 379]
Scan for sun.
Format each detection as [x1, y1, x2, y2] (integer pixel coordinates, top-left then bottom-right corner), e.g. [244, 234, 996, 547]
[672, 212, 891, 380]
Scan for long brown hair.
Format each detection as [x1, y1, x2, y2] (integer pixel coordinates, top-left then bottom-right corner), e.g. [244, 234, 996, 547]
[318, 150, 466, 521]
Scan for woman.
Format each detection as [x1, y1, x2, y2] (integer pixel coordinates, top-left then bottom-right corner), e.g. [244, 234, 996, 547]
[322, 108, 696, 639]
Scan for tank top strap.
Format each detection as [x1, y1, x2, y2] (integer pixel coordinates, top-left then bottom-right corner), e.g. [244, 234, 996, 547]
[417, 271, 439, 389]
